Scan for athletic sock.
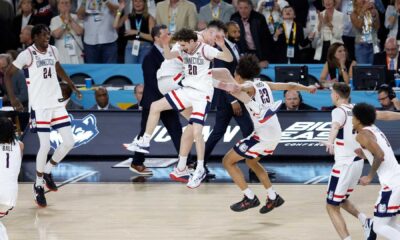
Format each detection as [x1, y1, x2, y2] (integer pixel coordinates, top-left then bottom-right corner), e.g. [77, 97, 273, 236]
[177, 156, 188, 171]
[35, 176, 44, 187]
[44, 161, 55, 174]
[243, 188, 255, 200]
[343, 236, 351, 240]
[267, 187, 277, 200]
[196, 160, 204, 171]
[358, 213, 367, 226]
[142, 133, 151, 144]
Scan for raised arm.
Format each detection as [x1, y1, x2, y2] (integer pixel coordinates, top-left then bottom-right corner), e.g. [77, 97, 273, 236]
[266, 82, 317, 93]
[376, 110, 400, 120]
[214, 34, 233, 62]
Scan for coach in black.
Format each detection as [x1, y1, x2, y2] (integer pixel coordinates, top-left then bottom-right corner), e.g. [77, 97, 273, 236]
[129, 25, 182, 175]
[204, 21, 253, 173]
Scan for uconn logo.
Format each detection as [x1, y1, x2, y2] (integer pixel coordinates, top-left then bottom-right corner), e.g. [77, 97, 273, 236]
[50, 114, 99, 149]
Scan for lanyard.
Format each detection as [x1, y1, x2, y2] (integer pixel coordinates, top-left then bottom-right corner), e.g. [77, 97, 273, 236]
[210, 2, 220, 19]
[135, 17, 142, 31]
[168, 6, 177, 24]
[282, 22, 296, 45]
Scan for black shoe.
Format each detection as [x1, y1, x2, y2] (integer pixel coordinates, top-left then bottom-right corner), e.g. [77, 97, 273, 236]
[259, 194, 284, 214]
[43, 173, 58, 191]
[33, 184, 47, 207]
[230, 195, 260, 212]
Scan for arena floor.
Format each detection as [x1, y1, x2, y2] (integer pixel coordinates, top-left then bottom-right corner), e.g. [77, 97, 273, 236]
[2, 183, 384, 240]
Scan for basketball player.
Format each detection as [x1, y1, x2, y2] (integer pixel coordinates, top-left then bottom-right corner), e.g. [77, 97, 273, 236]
[0, 118, 23, 240]
[4, 24, 82, 207]
[223, 55, 317, 212]
[353, 103, 400, 240]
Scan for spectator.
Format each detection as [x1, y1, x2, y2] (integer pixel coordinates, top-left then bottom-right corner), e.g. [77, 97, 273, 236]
[197, 0, 235, 30]
[11, 0, 36, 50]
[313, 0, 344, 63]
[60, 82, 84, 110]
[50, 0, 84, 64]
[384, 0, 399, 40]
[280, 90, 317, 110]
[127, 83, 144, 110]
[230, 0, 272, 68]
[272, 5, 313, 63]
[0, 0, 15, 53]
[32, 0, 54, 26]
[377, 84, 400, 110]
[287, 0, 323, 27]
[339, 0, 356, 61]
[155, 0, 197, 34]
[320, 42, 356, 86]
[19, 25, 34, 51]
[373, 37, 399, 86]
[90, 87, 119, 110]
[77, 0, 119, 63]
[299, 1, 319, 63]
[256, 0, 288, 35]
[351, 0, 380, 64]
[113, 0, 155, 64]
[0, 54, 28, 109]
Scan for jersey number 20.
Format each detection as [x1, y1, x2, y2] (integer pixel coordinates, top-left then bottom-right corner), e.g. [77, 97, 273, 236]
[43, 67, 52, 79]
[188, 65, 197, 75]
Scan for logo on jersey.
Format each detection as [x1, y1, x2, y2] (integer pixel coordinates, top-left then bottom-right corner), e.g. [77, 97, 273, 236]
[280, 122, 330, 147]
[36, 59, 55, 68]
[377, 203, 387, 213]
[328, 190, 334, 200]
[50, 114, 99, 149]
[239, 143, 249, 152]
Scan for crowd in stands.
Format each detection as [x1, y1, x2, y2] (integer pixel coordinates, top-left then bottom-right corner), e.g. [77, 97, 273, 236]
[1, 0, 400, 111]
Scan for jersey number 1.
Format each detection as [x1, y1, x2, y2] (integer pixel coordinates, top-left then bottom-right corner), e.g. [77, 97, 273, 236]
[43, 67, 52, 79]
[5, 153, 9, 168]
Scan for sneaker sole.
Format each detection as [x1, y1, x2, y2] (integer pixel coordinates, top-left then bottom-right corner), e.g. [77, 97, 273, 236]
[230, 201, 260, 212]
[123, 143, 150, 154]
[129, 166, 153, 175]
[169, 173, 189, 183]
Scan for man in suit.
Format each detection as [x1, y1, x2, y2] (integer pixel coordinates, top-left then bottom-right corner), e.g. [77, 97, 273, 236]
[373, 37, 400, 87]
[60, 82, 84, 110]
[197, 0, 235, 30]
[90, 87, 119, 110]
[280, 90, 317, 111]
[204, 21, 253, 175]
[128, 24, 183, 175]
[230, 0, 273, 68]
[127, 84, 144, 110]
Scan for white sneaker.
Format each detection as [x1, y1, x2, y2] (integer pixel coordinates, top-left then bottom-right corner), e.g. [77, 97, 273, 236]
[187, 167, 206, 189]
[169, 166, 193, 183]
[124, 137, 150, 153]
[363, 218, 376, 240]
[257, 100, 282, 123]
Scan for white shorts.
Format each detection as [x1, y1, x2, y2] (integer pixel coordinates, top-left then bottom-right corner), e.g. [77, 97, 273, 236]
[233, 132, 280, 159]
[326, 158, 364, 206]
[374, 185, 400, 217]
[0, 185, 17, 215]
[158, 73, 184, 95]
[165, 87, 211, 125]
[30, 106, 71, 132]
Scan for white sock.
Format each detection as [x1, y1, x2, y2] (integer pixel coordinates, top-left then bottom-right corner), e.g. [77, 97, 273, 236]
[245, 100, 261, 114]
[44, 161, 56, 174]
[343, 236, 351, 240]
[35, 176, 44, 187]
[358, 213, 367, 226]
[196, 160, 204, 171]
[267, 187, 277, 200]
[142, 133, 151, 144]
[243, 188, 255, 199]
[177, 156, 187, 171]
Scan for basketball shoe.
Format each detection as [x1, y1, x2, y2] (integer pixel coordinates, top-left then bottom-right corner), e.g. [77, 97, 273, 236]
[33, 183, 47, 207]
[187, 167, 206, 189]
[257, 100, 282, 123]
[259, 194, 285, 214]
[129, 164, 153, 175]
[170, 166, 193, 183]
[43, 173, 58, 191]
[230, 195, 260, 212]
[124, 137, 150, 154]
[363, 218, 376, 240]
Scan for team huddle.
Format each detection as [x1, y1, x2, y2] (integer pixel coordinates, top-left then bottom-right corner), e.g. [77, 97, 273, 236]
[1, 22, 400, 240]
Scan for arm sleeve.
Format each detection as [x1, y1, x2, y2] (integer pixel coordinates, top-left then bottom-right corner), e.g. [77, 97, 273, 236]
[331, 108, 346, 126]
[12, 50, 31, 69]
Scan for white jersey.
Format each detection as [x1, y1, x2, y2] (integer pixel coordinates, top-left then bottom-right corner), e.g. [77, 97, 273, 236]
[13, 44, 64, 110]
[180, 42, 220, 94]
[157, 43, 184, 79]
[245, 80, 282, 140]
[0, 141, 22, 206]
[361, 125, 400, 188]
[332, 104, 360, 162]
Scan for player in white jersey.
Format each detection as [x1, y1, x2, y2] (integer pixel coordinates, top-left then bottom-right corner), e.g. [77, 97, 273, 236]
[4, 24, 82, 208]
[222, 55, 316, 212]
[353, 103, 400, 240]
[0, 118, 23, 240]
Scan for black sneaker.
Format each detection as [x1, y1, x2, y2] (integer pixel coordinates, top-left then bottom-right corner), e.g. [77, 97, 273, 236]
[33, 184, 47, 207]
[43, 173, 58, 191]
[259, 194, 285, 214]
[230, 195, 260, 212]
